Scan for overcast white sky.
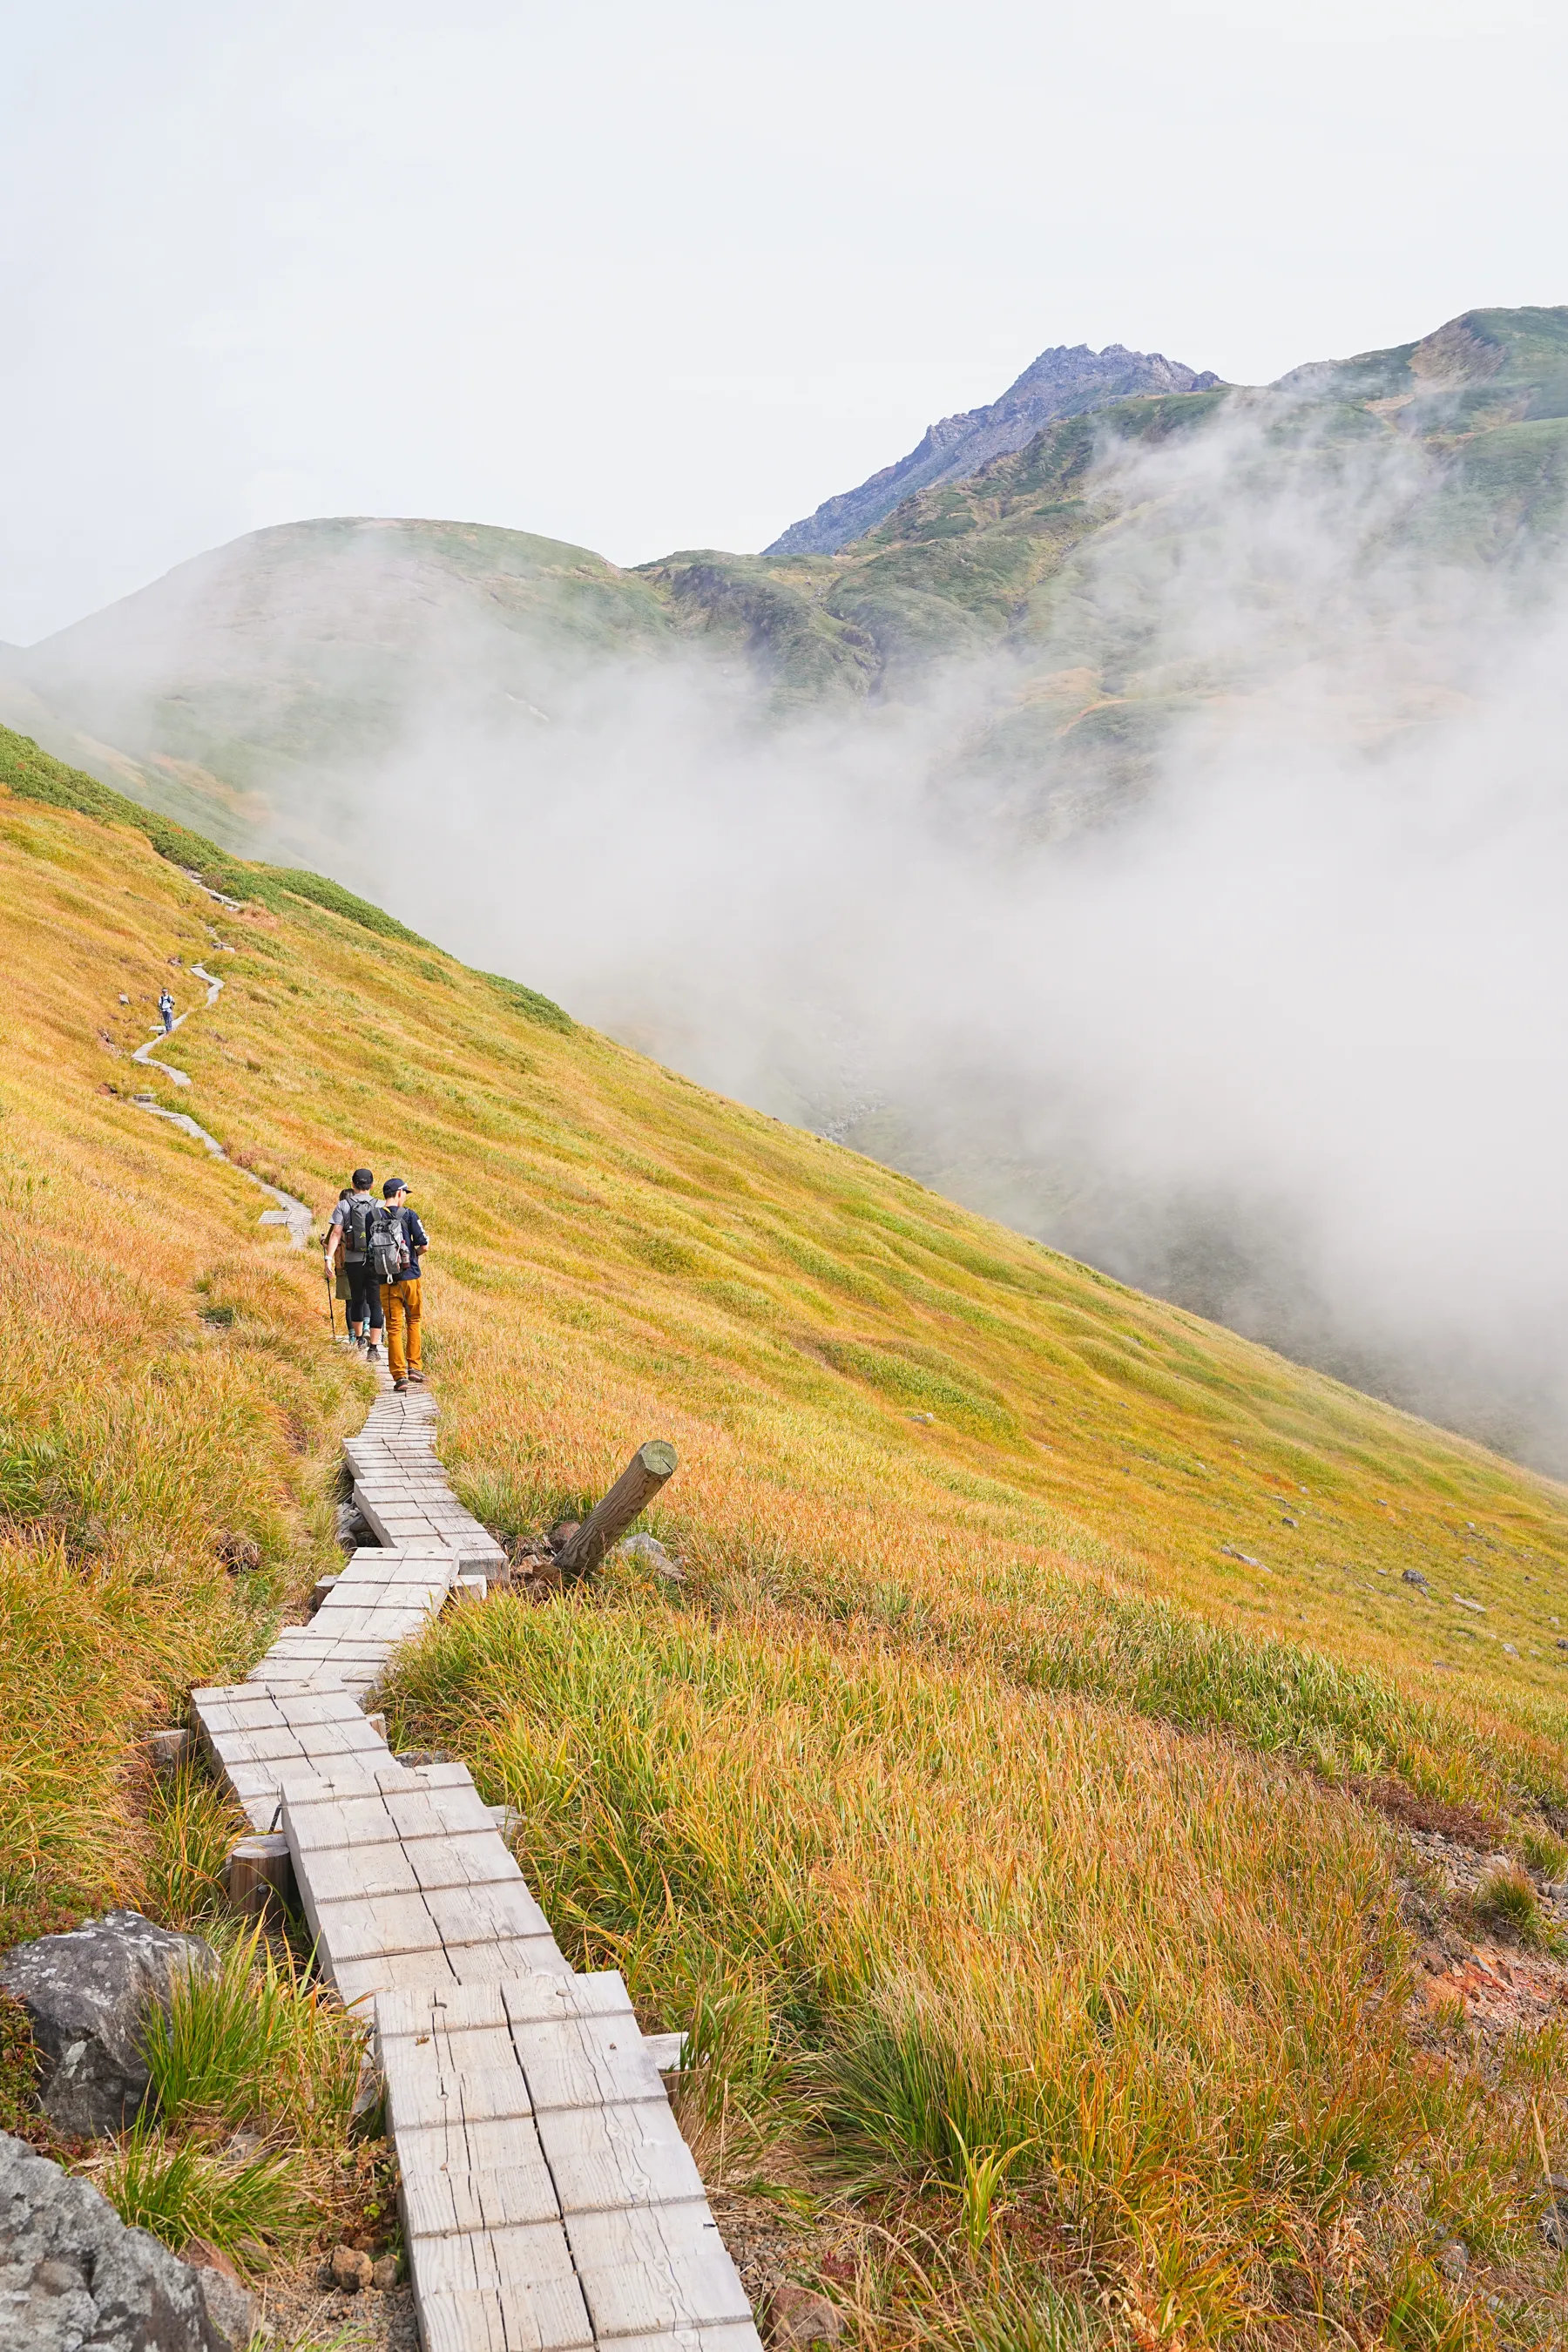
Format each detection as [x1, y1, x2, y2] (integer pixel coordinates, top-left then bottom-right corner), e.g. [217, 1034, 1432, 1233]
[2, 0, 1563, 643]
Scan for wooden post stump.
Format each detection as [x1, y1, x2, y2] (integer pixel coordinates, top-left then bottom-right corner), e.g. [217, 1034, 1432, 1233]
[556, 1441, 679, 1583]
[144, 1729, 192, 1776]
[226, 1833, 294, 1922]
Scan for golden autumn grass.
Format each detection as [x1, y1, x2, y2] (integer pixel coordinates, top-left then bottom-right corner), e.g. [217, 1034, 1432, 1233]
[387, 1592, 1568, 2345]
[4, 739, 1568, 2337]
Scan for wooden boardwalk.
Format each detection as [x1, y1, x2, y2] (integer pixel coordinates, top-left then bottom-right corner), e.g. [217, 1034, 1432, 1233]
[193, 1389, 760, 2352]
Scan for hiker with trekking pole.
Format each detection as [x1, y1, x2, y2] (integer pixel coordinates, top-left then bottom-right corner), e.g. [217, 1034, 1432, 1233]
[323, 1167, 388, 1363]
[321, 1186, 354, 1342]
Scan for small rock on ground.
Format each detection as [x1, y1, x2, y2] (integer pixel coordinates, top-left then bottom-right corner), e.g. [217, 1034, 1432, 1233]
[767, 2283, 844, 2348]
[618, 1533, 686, 1580]
[330, 2243, 375, 2293]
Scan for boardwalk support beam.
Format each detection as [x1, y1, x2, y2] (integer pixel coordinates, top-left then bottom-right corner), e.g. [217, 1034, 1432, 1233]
[226, 1832, 294, 1922]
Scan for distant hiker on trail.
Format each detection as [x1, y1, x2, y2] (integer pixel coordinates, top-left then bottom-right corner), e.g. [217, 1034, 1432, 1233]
[158, 988, 175, 1034]
[378, 1177, 429, 1394]
[324, 1167, 387, 1362]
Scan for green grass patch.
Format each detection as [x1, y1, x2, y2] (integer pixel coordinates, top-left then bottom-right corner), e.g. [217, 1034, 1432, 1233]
[143, 1926, 364, 2144]
[96, 2122, 314, 2275]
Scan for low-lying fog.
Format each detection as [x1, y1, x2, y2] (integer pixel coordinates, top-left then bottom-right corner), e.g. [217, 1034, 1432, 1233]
[49, 403, 1568, 1467]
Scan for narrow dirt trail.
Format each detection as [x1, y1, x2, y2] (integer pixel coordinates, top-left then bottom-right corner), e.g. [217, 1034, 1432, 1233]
[127, 950, 315, 1246]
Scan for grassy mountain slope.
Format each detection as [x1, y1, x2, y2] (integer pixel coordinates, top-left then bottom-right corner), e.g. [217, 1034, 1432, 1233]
[6, 725, 1568, 2339]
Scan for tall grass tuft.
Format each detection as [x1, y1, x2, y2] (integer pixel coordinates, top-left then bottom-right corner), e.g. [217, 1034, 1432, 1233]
[98, 2121, 312, 2274]
[143, 1925, 365, 2144]
[1472, 1864, 1554, 1951]
[142, 1763, 246, 1929]
[957, 2291, 1104, 2352]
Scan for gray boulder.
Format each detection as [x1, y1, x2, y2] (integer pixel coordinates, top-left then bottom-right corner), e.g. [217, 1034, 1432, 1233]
[618, 1533, 686, 1581]
[1, 1914, 217, 2138]
[0, 2130, 236, 2349]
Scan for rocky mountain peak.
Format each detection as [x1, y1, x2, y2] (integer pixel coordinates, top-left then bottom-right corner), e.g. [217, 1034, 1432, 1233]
[765, 340, 1222, 557]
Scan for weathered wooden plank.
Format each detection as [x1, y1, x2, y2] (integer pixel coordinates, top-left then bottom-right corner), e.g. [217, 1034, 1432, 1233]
[306, 1877, 554, 1966]
[211, 1720, 383, 1766]
[286, 1793, 437, 1854]
[309, 1889, 449, 1965]
[395, 2112, 555, 2178]
[301, 1830, 521, 1907]
[404, 1833, 524, 1893]
[382, 2027, 531, 2131]
[583, 2324, 767, 2352]
[502, 1969, 634, 2026]
[428, 1879, 554, 1943]
[395, 1761, 480, 1793]
[533, 2100, 706, 2214]
[413, 2288, 510, 2352]
[194, 1686, 363, 1727]
[308, 1605, 436, 1639]
[382, 1780, 498, 1840]
[401, 2152, 561, 2237]
[441, 1934, 573, 1986]
[335, 1948, 461, 2009]
[298, 1841, 424, 1905]
[414, 2274, 593, 2352]
[565, 2202, 754, 2335]
[378, 1979, 511, 2037]
[504, 2016, 667, 2112]
[409, 2222, 591, 2332]
[353, 1480, 453, 1498]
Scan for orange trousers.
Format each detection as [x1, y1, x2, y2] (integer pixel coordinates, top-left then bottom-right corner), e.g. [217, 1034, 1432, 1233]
[380, 1278, 422, 1380]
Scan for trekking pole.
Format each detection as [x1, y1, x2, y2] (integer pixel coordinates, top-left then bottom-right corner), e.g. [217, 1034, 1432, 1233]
[322, 1255, 337, 1339]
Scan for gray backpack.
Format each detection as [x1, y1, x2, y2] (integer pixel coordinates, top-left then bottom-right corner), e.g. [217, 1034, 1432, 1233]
[364, 1202, 407, 1282]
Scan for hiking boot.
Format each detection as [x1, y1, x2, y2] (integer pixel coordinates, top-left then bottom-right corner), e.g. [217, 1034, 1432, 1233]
[407, 1369, 427, 1384]
[367, 1343, 382, 1365]
[393, 1378, 409, 1393]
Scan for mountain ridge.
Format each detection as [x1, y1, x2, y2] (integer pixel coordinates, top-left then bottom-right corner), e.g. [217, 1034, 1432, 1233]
[764, 339, 1223, 555]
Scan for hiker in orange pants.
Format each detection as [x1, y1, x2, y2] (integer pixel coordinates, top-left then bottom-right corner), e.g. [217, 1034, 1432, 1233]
[378, 1177, 429, 1392]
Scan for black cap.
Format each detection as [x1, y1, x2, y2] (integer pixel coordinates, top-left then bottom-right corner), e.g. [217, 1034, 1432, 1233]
[352, 1167, 374, 1189]
[382, 1176, 408, 1198]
